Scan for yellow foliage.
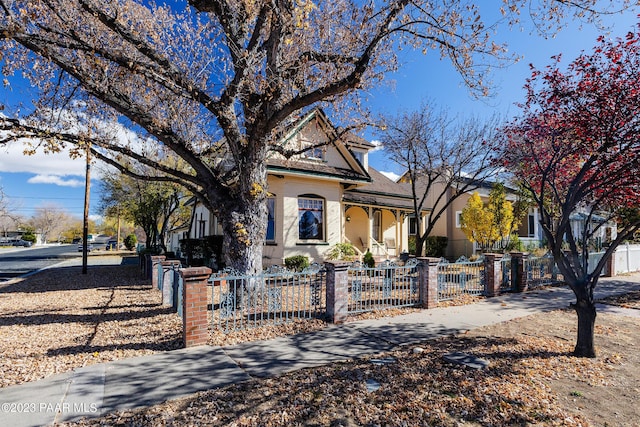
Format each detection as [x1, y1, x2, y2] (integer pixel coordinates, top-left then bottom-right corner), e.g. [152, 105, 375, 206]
[460, 190, 515, 251]
[234, 222, 251, 246]
[249, 182, 264, 198]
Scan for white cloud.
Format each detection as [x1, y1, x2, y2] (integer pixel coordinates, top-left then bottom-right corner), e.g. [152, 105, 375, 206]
[0, 141, 87, 177]
[369, 139, 384, 152]
[380, 170, 401, 182]
[27, 174, 85, 187]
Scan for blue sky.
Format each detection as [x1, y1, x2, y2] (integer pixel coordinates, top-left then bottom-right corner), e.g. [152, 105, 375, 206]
[1, 4, 639, 220]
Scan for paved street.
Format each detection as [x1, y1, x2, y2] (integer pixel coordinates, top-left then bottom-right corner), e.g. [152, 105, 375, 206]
[0, 244, 79, 282]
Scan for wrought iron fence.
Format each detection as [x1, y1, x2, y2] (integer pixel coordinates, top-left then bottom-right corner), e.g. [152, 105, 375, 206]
[525, 253, 560, 288]
[437, 256, 485, 301]
[500, 254, 512, 292]
[346, 259, 420, 314]
[211, 264, 326, 333]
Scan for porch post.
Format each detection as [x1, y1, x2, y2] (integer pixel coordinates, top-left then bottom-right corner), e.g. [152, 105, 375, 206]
[417, 257, 440, 309]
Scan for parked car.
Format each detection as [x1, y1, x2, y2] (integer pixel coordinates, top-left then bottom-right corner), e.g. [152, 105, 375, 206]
[105, 239, 118, 250]
[12, 240, 32, 247]
[72, 237, 82, 244]
[78, 243, 94, 252]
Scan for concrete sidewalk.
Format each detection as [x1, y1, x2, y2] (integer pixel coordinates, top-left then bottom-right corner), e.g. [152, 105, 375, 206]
[1, 275, 639, 427]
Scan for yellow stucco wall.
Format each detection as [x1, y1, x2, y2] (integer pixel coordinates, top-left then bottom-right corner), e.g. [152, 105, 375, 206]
[262, 174, 344, 266]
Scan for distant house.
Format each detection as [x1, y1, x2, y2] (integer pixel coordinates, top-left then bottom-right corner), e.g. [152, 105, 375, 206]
[176, 108, 427, 268]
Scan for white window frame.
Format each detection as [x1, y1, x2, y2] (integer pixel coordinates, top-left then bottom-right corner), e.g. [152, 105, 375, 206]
[298, 195, 325, 241]
[456, 211, 463, 228]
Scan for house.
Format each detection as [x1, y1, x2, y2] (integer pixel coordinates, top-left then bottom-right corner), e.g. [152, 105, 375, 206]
[181, 108, 427, 268]
[398, 172, 545, 259]
[179, 108, 612, 266]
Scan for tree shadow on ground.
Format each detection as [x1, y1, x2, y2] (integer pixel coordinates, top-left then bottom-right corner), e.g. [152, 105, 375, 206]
[0, 264, 148, 293]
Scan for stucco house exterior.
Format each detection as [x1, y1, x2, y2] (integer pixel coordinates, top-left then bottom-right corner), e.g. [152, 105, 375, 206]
[178, 109, 428, 267]
[173, 108, 617, 266]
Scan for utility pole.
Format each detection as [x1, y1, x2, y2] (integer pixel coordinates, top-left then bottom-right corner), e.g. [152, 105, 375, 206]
[82, 143, 91, 274]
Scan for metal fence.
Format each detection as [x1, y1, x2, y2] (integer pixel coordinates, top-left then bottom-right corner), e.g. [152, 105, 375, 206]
[210, 264, 326, 333]
[525, 253, 560, 288]
[347, 258, 420, 314]
[500, 254, 513, 292]
[437, 256, 485, 301]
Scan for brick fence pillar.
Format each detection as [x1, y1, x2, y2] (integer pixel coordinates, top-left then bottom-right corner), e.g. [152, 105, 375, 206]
[161, 260, 182, 307]
[181, 267, 212, 348]
[604, 249, 616, 277]
[324, 261, 350, 324]
[510, 252, 529, 293]
[149, 255, 166, 286]
[417, 257, 440, 309]
[483, 253, 503, 297]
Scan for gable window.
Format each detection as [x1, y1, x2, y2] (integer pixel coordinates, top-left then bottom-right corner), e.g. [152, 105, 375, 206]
[304, 143, 325, 160]
[298, 195, 324, 240]
[266, 197, 276, 242]
[352, 150, 364, 165]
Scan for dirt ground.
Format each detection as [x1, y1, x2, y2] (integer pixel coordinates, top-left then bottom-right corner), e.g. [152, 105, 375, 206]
[1, 260, 639, 426]
[467, 307, 640, 427]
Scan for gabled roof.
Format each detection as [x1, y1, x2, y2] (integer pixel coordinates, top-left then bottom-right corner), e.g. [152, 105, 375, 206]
[343, 167, 422, 211]
[267, 108, 371, 184]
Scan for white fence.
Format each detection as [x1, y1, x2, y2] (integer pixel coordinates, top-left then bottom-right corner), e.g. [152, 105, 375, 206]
[613, 243, 640, 274]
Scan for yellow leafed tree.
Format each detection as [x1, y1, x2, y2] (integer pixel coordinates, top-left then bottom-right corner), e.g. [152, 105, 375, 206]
[460, 185, 515, 252]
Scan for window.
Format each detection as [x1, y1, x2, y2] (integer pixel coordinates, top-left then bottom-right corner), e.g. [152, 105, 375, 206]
[528, 214, 535, 237]
[298, 196, 324, 240]
[304, 143, 325, 160]
[409, 216, 418, 235]
[266, 197, 275, 242]
[352, 150, 364, 165]
[456, 211, 462, 228]
[372, 210, 381, 241]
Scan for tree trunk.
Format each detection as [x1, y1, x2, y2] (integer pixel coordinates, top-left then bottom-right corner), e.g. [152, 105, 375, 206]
[572, 298, 597, 358]
[215, 151, 269, 276]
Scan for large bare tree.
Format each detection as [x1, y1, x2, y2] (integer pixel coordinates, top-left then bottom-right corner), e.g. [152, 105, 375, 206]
[380, 105, 502, 256]
[0, 0, 634, 274]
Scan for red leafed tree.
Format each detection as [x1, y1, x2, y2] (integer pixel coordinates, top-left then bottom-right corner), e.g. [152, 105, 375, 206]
[501, 26, 640, 357]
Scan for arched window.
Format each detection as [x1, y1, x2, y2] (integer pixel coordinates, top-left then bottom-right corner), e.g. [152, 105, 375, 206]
[298, 194, 324, 240]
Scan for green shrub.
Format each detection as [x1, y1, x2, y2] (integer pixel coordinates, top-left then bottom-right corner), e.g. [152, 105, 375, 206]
[505, 234, 524, 252]
[424, 236, 448, 257]
[284, 255, 310, 272]
[363, 250, 375, 268]
[123, 234, 137, 250]
[325, 242, 358, 261]
[179, 236, 224, 268]
[408, 235, 417, 255]
[21, 231, 37, 244]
